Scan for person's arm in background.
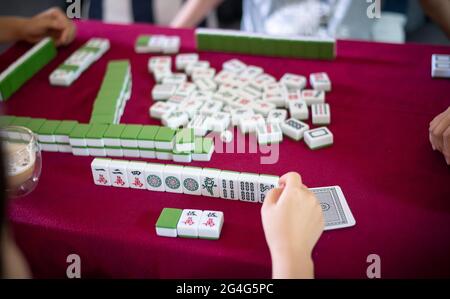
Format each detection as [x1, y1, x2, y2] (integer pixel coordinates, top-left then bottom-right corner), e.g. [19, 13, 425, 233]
[0, 7, 76, 46]
[419, 0, 450, 39]
[170, 0, 223, 28]
[261, 172, 324, 279]
[429, 107, 450, 165]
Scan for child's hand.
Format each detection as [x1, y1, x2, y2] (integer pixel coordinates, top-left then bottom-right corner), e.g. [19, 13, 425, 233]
[19, 7, 76, 46]
[261, 172, 324, 278]
[429, 106, 450, 165]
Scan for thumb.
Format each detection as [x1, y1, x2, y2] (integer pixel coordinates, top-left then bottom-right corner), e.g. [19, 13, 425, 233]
[262, 187, 283, 207]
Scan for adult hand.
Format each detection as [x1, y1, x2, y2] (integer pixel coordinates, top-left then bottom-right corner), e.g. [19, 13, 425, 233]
[261, 172, 324, 279]
[429, 106, 450, 165]
[19, 7, 76, 46]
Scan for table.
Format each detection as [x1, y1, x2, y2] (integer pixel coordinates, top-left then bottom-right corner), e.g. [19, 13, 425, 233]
[1, 20, 449, 278]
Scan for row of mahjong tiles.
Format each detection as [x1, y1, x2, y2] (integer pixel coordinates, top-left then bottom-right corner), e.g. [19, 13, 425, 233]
[91, 158, 279, 203]
[0, 116, 214, 162]
[148, 55, 333, 149]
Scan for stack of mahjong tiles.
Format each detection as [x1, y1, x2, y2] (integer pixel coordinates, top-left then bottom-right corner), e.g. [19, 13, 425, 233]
[156, 208, 224, 239]
[49, 38, 110, 86]
[0, 116, 214, 162]
[90, 60, 131, 124]
[0, 38, 56, 101]
[149, 56, 334, 150]
[91, 158, 279, 204]
[135, 34, 180, 54]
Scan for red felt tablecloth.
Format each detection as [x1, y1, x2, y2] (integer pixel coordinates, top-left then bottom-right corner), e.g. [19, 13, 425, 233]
[1, 20, 449, 278]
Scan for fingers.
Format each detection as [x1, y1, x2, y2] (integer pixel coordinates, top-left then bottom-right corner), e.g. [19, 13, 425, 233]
[443, 127, 450, 165]
[429, 107, 450, 152]
[278, 172, 303, 189]
[262, 188, 284, 208]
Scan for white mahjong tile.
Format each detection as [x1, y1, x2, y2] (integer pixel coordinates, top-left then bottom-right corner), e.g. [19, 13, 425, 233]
[301, 89, 325, 106]
[152, 83, 177, 101]
[304, 127, 333, 149]
[205, 112, 231, 132]
[230, 97, 255, 110]
[199, 100, 223, 116]
[238, 172, 259, 203]
[179, 98, 205, 118]
[239, 114, 265, 134]
[185, 61, 210, 75]
[147, 35, 166, 52]
[175, 53, 199, 70]
[310, 72, 331, 91]
[222, 59, 247, 73]
[49, 69, 76, 86]
[162, 111, 189, 129]
[109, 160, 130, 188]
[91, 158, 112, 186]
[153, 66, 172, 83]
[163, 165, 184, 193]
[280, 73, 307, 90]
[148, 56, 171, 73]
[188, 114, 209, 136]
[162, 73, 187, 85]
[263, 91, 285, 107]
[175, 82, 197, 97]
[238, 85, 262, 100]
[432, 54, 450, 78]
[192, 68, 216, 81]
[194, 78, 217, 92]
[189, 90, 212, 103]
[311, 103, 331, 125]
[162, 36, 180, 54]
[198, 210, 224, 240]
[181, 167, 202, 195]
[256, 123, 282, 144]
[200, 168, 221, 197]
[238, 65, 263, 79]
[89, 147, 107, 157]
[127, 161, 147, 190]
[289, 100, 309, 120]
[214, 69, 236, 84]
[258, 174, 279, 203]
[177, 209, 203, 238]
[230, 108, 254, 126]
[284, 90, 302, 108]
[168, 94, 188, 105]
[219, 170, 240, 200]
[250, 73, 276, 91]
[212, 89, 238, 104]
[149, 101, 178, 119]
[139, 148, 155, 159]
[267, 109, 288, 124]
[144, 162, 166, 192]
[281, 118, 309, 141]
[172, 151, 192, 163]
[251, 100, 276, 117]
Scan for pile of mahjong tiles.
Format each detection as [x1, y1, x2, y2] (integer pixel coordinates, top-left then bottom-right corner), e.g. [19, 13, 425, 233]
[149, 56, 333, 150]
[0, 116, 214, 162]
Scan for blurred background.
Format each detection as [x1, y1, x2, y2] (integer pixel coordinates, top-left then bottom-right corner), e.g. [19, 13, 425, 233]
[0, 0, 448, 48]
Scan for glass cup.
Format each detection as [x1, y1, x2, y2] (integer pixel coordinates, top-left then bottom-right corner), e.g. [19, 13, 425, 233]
[0, 126, 42, 197]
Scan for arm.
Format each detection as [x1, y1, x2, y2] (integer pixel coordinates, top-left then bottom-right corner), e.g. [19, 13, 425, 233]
[170, 0, 223, 28]
[261, 172, 324, 279]
[419, 0, 450, 39]
[0, 7, 76, 46]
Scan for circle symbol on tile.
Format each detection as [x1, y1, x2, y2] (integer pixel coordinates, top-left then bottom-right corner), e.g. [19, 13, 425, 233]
[183, 178, 199, 191]
[147, 175, 162, 188]
[165, 176, 180, 189]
